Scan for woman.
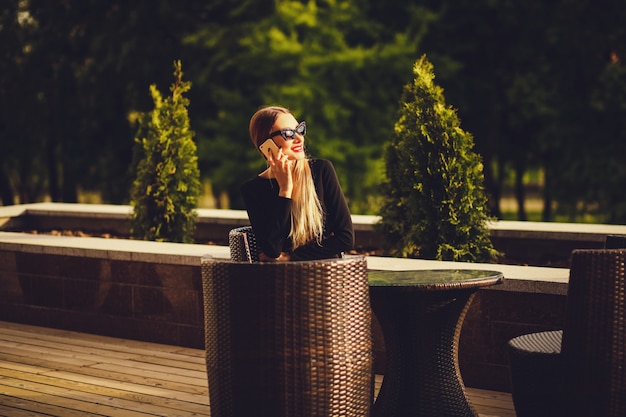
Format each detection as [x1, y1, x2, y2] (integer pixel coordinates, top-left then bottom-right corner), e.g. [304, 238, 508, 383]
[241, 105, 354, 261]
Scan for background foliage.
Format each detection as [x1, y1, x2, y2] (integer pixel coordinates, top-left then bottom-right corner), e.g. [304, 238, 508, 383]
[1, 0, 626, 223]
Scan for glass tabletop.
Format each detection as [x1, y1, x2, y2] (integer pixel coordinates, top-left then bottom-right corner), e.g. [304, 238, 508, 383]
[368, 269, 504, 291]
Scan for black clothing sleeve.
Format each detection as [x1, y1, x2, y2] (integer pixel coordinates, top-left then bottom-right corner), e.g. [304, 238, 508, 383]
[240, 159, 354, 261]
[241, 178, 292, 259]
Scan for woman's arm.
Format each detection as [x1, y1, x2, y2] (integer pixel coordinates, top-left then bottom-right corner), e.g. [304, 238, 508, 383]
[241, 178, 292, 259]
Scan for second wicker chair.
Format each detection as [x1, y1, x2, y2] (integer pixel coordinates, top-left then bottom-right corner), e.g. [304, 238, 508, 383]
[508, 249, 626, 417]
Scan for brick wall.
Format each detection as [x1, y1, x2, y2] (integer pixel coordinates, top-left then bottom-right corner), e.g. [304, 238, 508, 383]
[0, 242, 567, 392]
[459, 289, 566, 391]
[0, 249, 205, 348]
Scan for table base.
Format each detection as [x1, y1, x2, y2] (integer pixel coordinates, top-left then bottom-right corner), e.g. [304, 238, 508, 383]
[371, 288, 478, 417]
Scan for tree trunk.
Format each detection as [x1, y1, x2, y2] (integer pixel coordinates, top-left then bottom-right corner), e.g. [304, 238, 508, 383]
[0, 170, 14, 205]
[542, 161, 552, 221]
[515, 163, 527, 221]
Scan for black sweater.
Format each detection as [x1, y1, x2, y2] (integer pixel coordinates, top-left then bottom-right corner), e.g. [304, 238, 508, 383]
[241, 159, 354, 260]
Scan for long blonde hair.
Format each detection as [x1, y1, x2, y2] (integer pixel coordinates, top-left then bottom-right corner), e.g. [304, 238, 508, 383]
[249, 106, 324, 249]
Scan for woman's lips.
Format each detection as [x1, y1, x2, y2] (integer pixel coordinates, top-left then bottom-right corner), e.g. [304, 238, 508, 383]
[292, 145, 303, 153]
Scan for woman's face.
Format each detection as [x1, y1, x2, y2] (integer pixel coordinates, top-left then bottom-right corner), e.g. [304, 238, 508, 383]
[270, 113, 306, 161]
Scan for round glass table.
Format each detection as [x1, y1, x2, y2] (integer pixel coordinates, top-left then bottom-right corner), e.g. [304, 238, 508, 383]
[369, 269, 504, 417]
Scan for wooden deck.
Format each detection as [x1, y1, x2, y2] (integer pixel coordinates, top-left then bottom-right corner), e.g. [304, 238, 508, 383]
[0, 321, 516, 416]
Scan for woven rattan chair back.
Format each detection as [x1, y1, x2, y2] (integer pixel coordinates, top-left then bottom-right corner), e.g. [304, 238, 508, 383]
[605, 234, 626, 249]
[228, 226, 259, 262]
[559, 249, 626, 416]
[201, 255, 373, 417]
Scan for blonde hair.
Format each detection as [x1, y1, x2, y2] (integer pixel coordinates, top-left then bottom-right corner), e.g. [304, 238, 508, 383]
[290, 159, 324, 248]
[249, 106, 324, 249]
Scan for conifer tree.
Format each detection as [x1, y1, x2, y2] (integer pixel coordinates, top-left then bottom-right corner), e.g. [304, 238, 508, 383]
[378, 55, 500, 262]
[130, 61, 201, 243]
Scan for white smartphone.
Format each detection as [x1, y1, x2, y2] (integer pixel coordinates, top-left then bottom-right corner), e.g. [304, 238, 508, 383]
[259, 139, 280, 159]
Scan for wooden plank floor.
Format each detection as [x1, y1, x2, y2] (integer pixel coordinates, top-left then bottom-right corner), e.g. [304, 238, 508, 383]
[0, 321, 515, 416]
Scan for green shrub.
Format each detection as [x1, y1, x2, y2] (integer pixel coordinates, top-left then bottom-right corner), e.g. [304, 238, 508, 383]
[378, 55, 500, 262]
[130, 61, 201, 243]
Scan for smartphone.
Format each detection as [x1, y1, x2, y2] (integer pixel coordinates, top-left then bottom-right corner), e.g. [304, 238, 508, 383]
[259, 139, 280, 159]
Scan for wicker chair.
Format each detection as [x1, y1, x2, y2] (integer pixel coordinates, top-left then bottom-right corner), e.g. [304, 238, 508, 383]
[201, 255, 373, 417]
[228, 226, 259, 262]
[507, 249, 626, 417]
[605, 234, 626, 249]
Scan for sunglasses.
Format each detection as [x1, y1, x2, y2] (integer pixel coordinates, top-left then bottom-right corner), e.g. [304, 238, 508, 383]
[268, 121, 306, 141]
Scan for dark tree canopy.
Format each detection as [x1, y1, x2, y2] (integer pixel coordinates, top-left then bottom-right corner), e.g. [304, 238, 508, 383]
[1, 0, 626, 224]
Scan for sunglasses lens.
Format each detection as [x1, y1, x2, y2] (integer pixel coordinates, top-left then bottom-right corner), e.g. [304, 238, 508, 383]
[275, 122, 306, 141]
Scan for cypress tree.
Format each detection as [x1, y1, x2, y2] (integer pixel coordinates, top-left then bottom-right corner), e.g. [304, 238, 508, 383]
[130, 61, 201, 243]
[378, 55, 500, 262]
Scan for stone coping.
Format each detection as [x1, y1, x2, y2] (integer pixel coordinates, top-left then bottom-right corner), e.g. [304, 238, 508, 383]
[3, 202, 626, 242]
[487, 220, 626, 243]
[0, 229, 569, 295]
[0, 231, 230, 266]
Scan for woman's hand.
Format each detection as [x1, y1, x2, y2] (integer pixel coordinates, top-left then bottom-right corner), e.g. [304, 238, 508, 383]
[259, 251, 291, 262]
[268, 148, 293, 199]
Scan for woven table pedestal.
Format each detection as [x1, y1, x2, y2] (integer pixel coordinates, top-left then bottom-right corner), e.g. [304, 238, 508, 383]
[369, 269, 504, 417]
